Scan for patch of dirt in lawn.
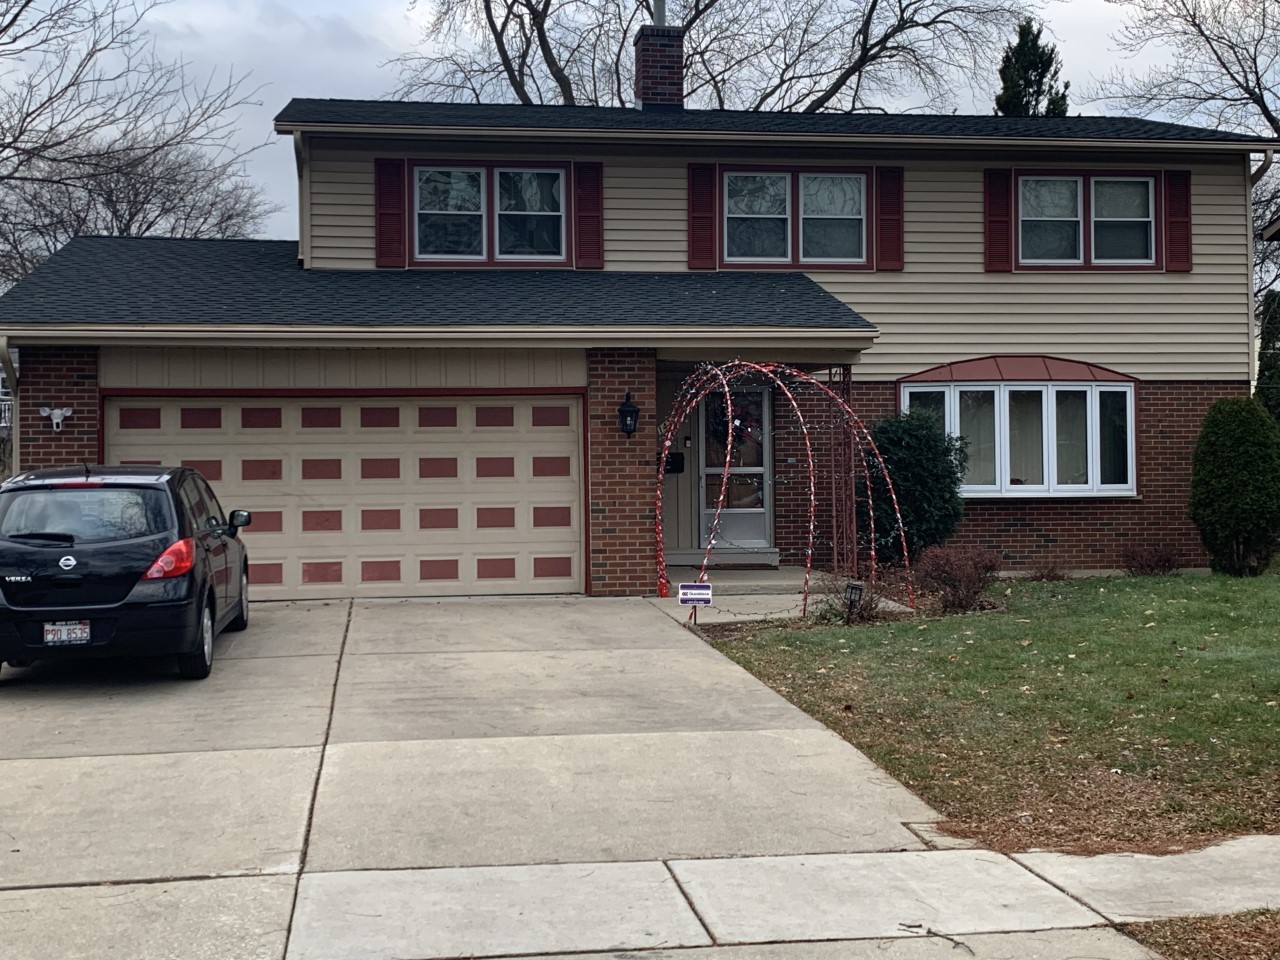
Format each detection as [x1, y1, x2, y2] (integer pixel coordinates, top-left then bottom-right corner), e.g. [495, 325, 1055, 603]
[1123, 910, 1280, 960]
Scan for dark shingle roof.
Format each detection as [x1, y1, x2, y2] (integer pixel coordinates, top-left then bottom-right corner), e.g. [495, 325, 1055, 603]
[0, 236, 875, 332]
[275, 99, 1279, 146]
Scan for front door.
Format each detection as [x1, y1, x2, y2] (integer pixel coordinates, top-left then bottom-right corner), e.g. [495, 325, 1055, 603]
[699, 388, 772, 549]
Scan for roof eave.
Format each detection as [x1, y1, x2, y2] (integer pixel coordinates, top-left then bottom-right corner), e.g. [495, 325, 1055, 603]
[0, 323, 879, 351]
[272, 120, 1276, 152]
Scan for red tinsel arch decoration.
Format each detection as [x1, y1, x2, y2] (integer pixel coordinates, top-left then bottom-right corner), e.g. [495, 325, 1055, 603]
[654, 361, 912, 616]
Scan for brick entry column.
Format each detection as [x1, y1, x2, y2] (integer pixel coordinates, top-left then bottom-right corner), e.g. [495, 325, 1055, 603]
[586, 348, 657, 596]
[16, 346, 100, 471]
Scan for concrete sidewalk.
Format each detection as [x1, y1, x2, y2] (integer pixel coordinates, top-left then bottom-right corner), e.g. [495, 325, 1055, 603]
[3, 594, 1266, 959]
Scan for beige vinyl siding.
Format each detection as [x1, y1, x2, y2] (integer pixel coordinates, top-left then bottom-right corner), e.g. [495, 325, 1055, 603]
[309, 158, 375, 269]
[300, 143, 1252, 381]
[604, 164, 687, 271]
[100, 347, 588, 390]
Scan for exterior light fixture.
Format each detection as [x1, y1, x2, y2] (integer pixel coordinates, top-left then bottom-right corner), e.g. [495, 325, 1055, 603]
[617, 392, 640, 437]
[39, 406, 73, 432]
[844, 581, 865, 620]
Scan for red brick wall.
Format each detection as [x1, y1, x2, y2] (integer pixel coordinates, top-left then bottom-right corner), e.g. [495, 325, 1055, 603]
[16, 347, 100, 471]
[633, 25, 685, 108]
[772, 379, 1249, 572]
[586, 348, 658, 595]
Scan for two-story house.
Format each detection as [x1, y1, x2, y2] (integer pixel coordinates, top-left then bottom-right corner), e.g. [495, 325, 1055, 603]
[0, 25, 1272, 601]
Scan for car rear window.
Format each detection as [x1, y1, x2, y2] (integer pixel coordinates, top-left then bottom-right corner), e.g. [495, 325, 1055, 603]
[0, 486, 173, 544]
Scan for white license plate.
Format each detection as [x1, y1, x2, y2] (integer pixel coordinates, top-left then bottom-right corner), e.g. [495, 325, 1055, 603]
[43, 620, 91, 646]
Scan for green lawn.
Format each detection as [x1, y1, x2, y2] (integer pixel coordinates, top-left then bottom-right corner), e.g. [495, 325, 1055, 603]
[706, 574, 1280, 853]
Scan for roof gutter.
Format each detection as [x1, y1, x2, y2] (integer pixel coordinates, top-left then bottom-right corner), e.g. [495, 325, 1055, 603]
[273, 120, 1278, 153]
[0, 324, 878, 350]
[0, 335, 17, 392]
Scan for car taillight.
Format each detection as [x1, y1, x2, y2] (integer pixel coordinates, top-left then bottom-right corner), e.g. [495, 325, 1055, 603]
[143, 538, 195, 580]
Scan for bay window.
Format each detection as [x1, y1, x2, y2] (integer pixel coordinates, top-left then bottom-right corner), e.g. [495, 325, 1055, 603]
[903, 382, 1135, 496]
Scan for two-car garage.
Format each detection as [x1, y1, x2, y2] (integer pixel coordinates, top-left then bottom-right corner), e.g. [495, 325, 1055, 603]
[104, 394, 584, 600]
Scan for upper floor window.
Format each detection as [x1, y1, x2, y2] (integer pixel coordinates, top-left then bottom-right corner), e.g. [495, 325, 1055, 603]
[1017, 173, 1158, 268]
[497, 170, 565, 259]
[902, 380, 1136, 497]
[413, 165, 566, 263]
[722, 170, 867, 266]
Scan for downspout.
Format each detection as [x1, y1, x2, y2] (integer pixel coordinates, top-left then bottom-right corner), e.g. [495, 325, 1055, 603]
[1251, 148, 1274, 186]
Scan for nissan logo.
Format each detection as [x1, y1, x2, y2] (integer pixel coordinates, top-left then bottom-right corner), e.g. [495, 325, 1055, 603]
[58, 556, 77, 571]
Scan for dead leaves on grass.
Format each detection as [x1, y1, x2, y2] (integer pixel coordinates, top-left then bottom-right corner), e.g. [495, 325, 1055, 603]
[1123, 910, 1280, 960]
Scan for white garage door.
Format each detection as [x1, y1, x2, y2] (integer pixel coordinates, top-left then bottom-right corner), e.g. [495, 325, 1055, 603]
[104, 396, 583, 600]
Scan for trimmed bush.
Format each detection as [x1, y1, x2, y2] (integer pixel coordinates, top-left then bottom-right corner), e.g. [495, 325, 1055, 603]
[917, 545, 1002, 613]
[860, 407, 967, 566]
[1189, 396, 1280, 576]
[1121, 543, 1181, 577]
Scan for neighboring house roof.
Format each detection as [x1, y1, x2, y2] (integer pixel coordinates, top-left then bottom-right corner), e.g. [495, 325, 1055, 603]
[1263, 215, 1280, 242]
[0, 236, 875, 332]
[275, 99, 1280, 147]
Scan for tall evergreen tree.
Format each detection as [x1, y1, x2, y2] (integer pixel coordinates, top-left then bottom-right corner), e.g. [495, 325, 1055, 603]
[1257, 291, 1280, 423]
[994, 18, 1070, 117]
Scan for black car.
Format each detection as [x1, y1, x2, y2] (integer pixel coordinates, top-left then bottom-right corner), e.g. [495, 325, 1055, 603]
[0, 466, 252, 680]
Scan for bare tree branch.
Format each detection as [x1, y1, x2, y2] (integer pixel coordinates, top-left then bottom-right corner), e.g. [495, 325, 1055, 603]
[0, 0, 277, 287]
[390, 0, 1033, 112]
[1091, 0, 1280, 307]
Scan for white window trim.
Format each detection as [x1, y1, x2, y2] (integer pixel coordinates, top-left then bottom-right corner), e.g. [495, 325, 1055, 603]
[723, 171, 792, 263]
[902, 381, 1137, 498]
[798, 173, 867, 264]
[1091, 176, 1156, 266]
[494, 167, 567, 262]
[413, 166, 487, 261]
[1018, 175, 1084, 265]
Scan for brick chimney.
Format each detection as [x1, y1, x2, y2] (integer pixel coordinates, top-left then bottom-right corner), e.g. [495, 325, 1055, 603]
[633, 25, 685, 110]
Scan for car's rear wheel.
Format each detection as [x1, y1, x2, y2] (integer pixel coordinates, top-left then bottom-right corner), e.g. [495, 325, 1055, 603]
[177, 602, 214, 680]
[226, 567, 249, 633]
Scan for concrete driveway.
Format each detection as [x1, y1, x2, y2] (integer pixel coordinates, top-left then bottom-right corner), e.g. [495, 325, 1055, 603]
[0, 597, 1157, 960]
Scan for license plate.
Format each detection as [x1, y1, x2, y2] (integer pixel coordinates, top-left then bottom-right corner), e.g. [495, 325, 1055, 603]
[43, 620, 91, 646]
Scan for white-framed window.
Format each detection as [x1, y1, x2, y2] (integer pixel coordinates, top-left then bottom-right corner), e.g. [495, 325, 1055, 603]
[724, 172, 791, 261]
[1019, 176, 1083, 264]
[495, 168, 565, 260]
[799, 173, 866, 263]
[415, 167, 486, 260]
[902, 382, 1136, 497]
[1092, 177, 1155, 264]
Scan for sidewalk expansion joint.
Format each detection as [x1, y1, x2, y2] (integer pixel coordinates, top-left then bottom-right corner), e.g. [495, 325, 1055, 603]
[282, 596, 354, 958]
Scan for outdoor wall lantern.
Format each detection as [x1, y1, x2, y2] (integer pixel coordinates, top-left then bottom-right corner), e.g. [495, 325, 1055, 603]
[39, 406, 73, 432]
[617, 392, 640, 437]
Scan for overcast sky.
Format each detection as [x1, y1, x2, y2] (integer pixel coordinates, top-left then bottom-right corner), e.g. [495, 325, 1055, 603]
[146, 0, 1159, 239]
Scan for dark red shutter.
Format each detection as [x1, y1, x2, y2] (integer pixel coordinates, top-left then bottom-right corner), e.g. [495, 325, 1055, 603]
[983, 169, 1014, 272]
[374, 158, 407, 268]
[875, 167, 905, 271]
[574, 162, 604, 269]
[687, 163, 717, 269]
[1165, 170, 1193, 272]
